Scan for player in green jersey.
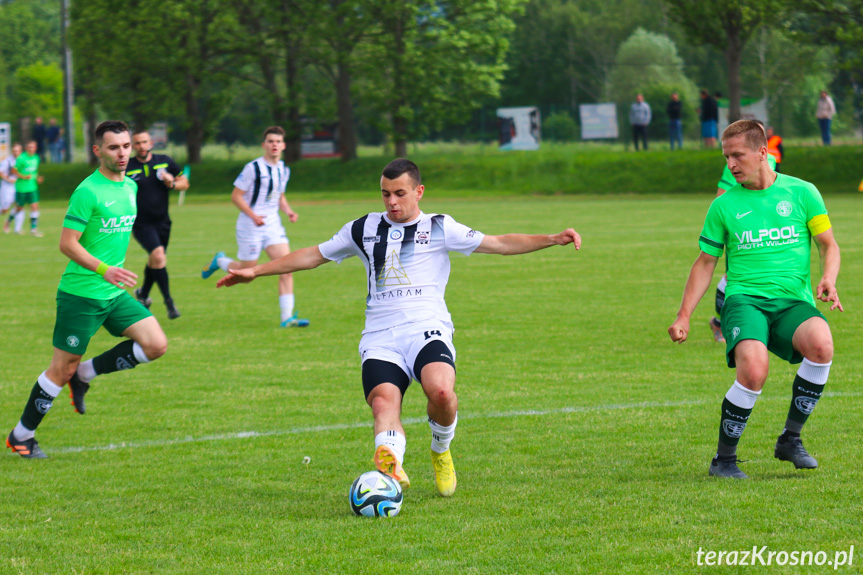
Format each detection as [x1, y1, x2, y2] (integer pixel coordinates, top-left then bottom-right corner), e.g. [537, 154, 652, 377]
[709, 153, 778, 344]
[10, 140, 44, 236]
[6, 121, 168, 459]
[668, 120, 842, 479]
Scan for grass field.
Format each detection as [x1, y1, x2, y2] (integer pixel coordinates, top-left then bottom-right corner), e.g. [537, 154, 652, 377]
[1, 191, 861, 574]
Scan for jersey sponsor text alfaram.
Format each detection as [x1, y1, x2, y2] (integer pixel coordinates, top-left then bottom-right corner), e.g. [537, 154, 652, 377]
[60, 170, 138, 300]
[233, 157, 290, 221]
[699, 173, 830, 305]
[319, 212, 484, 333]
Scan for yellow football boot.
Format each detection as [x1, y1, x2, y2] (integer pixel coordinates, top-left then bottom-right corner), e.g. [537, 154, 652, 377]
[374, 445, 411, 490]
[431, 449, 457, 497]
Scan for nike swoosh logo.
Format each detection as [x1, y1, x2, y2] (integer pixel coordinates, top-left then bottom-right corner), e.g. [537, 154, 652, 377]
[736, 211, 752, 219]
[106, 201, 117, 207]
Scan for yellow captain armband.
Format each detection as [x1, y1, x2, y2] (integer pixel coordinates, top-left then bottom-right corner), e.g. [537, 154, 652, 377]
[96, 262, 110, 277]
[807, 214, 832, 236]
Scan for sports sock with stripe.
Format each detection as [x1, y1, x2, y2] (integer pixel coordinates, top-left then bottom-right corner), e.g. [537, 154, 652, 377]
[375, 430, 406, 464]
[717, 381, 760, 458]
[429, 414, 457, 453]
[92, 340, 150, 377]
[783, 358, 830, 436]
[15, 372, 63, 439]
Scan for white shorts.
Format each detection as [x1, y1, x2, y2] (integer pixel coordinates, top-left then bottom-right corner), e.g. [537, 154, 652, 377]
[0, 185, 15, 211]
[235, 217, 288, 261]
[359, 319, 456, 382]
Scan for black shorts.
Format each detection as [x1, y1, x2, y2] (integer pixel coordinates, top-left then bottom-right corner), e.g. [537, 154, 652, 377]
[133, 219, 171, 253]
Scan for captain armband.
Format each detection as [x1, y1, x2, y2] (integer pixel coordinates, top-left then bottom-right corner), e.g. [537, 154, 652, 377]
[807, 214, 832, 236]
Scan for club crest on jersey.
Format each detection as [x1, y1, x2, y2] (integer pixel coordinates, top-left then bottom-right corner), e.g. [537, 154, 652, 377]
[776, 201, 792, 217]
[731, 327, 740, 341]
[415, 231, 430, 244]
[66, 335, 80, 348]
[389, 229, 403, 241]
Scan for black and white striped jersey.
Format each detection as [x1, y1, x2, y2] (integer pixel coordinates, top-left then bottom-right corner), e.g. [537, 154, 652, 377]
[319, 211, 484, 333]
[233, 157, 290, 219]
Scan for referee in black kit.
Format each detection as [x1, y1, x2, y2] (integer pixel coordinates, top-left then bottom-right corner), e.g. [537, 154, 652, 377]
[128, 129, 189, 319]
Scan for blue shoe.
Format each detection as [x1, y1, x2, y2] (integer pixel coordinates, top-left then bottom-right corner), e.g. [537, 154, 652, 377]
[280, 313, 310, 328]
[202, 251, 224, 279]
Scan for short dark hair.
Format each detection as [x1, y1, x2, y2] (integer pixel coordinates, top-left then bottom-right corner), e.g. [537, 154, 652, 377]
[95, 120, 130, 144]
[722, 120, 767, 150]
[382, 158, 421, 186]
[262, 126, 285, 141]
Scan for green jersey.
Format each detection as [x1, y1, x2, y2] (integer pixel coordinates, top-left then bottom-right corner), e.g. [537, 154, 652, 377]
[699, 173, 831, 305]
[717, 155, 776, 192]
[14, 152, 40, 192]
[59, 170, 138, 300]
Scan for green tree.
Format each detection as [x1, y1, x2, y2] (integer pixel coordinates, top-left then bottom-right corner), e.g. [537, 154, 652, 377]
[501, 0, 669, 111]
[664, 0, 788, 123]
[606, 29, 698, 143]
[360, 0, 523, 157]
[12, 62, 63, 120]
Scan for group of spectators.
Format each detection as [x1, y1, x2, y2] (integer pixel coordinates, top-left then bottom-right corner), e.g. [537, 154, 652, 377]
[29, 116, 66, 163]
[627, 90, 837, 151]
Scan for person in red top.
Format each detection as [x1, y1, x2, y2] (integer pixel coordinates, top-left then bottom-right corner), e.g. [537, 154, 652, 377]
[766, 126, 784, 173]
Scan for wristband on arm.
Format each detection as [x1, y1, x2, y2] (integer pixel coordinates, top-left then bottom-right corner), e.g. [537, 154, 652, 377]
[96, 262, 110, 277]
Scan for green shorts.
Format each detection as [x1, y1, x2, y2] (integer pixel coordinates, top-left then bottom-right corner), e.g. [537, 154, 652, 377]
[15, 190, 39, 205]
[53, 290, 152, 354]
[721, 294, 825, 368]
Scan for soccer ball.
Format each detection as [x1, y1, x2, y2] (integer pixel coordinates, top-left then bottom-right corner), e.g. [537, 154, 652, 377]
[349, 471, 403, 517]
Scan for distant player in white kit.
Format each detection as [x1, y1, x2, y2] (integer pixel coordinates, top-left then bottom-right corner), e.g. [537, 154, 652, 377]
[216, 158, 581, 497]
[201, 126, 309, 327]
[1, 142, 22, 233]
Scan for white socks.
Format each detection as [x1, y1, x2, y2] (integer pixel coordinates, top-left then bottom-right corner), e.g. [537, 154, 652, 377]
[279, 294, 295, 322]
[429, 414, 458, 454]
[726, 380, 761, 409]
[217, 255, 234, 272]
[375, 430, 406, 464]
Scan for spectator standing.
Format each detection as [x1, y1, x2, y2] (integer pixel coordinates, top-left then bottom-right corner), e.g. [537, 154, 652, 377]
[699, 90, 718, 148]
[667, 92, 683, 150]
[629, 93, 651, 151]
[816, 90, 836, 146]
[31, 117, 46, 161]
[46, 118, 61, 163]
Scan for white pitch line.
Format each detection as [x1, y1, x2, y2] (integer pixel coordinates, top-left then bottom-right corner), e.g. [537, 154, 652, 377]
[51, 390, 862, 454]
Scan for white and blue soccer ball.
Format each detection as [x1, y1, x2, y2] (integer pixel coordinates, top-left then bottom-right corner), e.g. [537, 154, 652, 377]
[349, 471, 403, 517]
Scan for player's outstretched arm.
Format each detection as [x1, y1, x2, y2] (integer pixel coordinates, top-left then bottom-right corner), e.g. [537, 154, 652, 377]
[217, 245, 328, 288]
[474, 228, 581, 255]
[668, 251, 718, 343]
[814, 228, 843, 312]
[59, 227, 138, 288]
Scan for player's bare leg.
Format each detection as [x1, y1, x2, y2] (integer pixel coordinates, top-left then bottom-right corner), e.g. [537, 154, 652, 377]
[774, 317, 834, 469]
[710, 340, 768, 479]
[368, 383, 410, 489]
[7, 348, 81, 458]
[264, 243, 308, 327]
[420, 363, 459, 496]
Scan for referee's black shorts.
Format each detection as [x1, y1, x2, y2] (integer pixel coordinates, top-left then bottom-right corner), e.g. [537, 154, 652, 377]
[132, 219, 172, 253]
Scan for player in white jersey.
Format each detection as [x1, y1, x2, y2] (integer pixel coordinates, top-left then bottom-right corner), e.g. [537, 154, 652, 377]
[216, 158, 581, 497]
[1, 143, 22, 233]
[201, 126, 308, 327]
